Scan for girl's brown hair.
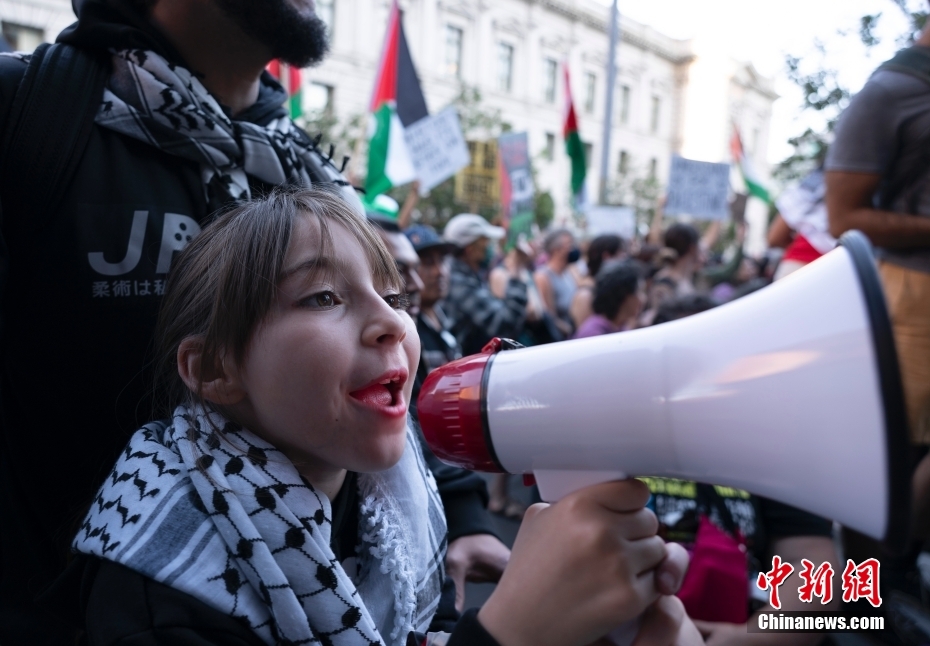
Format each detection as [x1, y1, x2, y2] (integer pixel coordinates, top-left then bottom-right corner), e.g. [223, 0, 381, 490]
[154, 187, 402, 416]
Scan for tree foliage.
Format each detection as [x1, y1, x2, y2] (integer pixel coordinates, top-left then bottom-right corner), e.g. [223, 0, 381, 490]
[776, 0, 928, 182]
[605, 159, 663, 237]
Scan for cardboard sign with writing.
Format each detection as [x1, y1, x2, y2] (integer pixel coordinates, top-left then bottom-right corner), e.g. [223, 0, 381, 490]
[404, 107, 471, 195]
[665, 156, 731, 220]
[454, 140, 500, 207]
[585, 205, 636, 240]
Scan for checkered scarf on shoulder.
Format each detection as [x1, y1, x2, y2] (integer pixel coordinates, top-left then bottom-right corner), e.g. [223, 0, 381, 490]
[96, 49, 333, 204]
[74, 405, 447, 646]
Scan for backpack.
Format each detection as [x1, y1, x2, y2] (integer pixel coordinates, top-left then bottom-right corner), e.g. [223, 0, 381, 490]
[0, 43, 109, 243]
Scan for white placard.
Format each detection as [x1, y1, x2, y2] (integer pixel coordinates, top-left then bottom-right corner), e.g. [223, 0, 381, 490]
[585, 205, 636, 240]
[665, 156, 731, 220]
[403, 107, 471, 195]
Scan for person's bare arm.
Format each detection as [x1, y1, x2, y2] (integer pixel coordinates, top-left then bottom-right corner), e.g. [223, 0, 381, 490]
[694, 535, 839, 646]
[701, 221, 722, 252]
[398, 181, 420, 229]
[767, 214, 793, 249]
[826, 171, 930, 247]
[570, 288, 593, 329]
[535, 270, 556, 315]
[648, 199, 665, 246]
[489, 267, 508, 299]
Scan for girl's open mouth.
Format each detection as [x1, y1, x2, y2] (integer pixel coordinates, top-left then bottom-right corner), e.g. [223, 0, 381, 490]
[349, 370, 407, 417]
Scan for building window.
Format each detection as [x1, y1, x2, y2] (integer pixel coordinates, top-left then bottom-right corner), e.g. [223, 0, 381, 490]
[445, 25, 463, 78]
[1, 22, 43, 52]
[497, 42, 514, 92]
[584, 72, 596, 114]
[620, 85, 631, 125]
[650, 96, 661, 134]
[649, 157, 658, 180]
[618, 150, 629, 175]
[544, 132, 555, 161]
[304, 82, 334, 114]
[543, 58, 557, 103]
[317, 0, 335, 41]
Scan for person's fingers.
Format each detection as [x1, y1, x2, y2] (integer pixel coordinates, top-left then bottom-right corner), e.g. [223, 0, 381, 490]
[631, 596, 685, 646]
[624, 535, 667, 577]
[446, 561, 467, 612]
[566, 479, 651, 514]
[612, 507, 659, 541]
[691, 619, 716, 638]
[521, 501, 549, 523]
[655, 542, 690, 596]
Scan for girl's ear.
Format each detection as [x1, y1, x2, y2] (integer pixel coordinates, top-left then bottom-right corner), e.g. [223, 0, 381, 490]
[177, 337, 246, 406]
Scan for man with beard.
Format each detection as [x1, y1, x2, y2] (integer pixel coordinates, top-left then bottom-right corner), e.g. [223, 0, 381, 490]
[0, 2, 499, 642]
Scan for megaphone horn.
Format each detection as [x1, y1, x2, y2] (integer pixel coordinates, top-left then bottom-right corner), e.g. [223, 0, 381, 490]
[418, 231, 910, 552]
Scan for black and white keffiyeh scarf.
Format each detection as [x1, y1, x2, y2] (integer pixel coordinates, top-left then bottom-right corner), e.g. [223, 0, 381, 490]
[95, 48, 336, 204]
[74, 405, 447, 646]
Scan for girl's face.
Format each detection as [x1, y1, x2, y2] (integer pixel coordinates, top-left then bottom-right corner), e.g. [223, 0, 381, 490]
[231, 215, 420, 478]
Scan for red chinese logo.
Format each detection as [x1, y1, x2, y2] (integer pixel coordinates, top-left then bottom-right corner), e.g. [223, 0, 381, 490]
[756, 555, 795, 609]
[841, 558, 881, 607]
[798, 559, 834, 604]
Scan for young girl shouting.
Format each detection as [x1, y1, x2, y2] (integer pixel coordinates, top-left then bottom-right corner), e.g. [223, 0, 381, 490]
[68, 188, 692, 646]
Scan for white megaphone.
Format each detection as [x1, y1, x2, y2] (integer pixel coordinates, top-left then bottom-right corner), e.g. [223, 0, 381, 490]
[418, 230, 910, 551]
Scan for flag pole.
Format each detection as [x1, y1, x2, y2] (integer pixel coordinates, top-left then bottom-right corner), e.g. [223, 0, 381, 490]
[598, 0, 620, 205]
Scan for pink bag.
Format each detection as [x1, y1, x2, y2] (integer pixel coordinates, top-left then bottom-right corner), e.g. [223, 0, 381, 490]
[676, 515, 749, 624]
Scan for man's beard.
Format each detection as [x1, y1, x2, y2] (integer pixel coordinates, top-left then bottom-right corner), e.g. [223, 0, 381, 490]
[214, 0, 329, 68]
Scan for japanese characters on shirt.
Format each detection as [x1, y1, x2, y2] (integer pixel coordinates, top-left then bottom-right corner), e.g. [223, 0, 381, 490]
[84, 208, 201, 298]
[757, 556, 881, 609]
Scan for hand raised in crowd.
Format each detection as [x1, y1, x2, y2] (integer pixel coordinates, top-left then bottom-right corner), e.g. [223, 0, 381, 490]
[446, 533, 511, 612]
[477, 479, 689, 646]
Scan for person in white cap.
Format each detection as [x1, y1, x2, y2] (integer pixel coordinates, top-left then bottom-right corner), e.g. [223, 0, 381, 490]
[442, 214, 529, 355]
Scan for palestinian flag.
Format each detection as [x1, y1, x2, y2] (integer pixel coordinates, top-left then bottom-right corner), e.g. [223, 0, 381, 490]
[730, 127, 771, 203]
[366, 0, 429, 200]
[267, 60, 302, 119]
[563, 64, 587, 207]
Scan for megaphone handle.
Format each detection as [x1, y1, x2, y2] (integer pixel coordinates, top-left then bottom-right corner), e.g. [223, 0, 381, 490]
[608, 618, 640, 646]
[533, 469, 629, 503]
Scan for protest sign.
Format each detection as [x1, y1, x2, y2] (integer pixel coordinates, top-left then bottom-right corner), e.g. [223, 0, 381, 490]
[404, 107, 471, 195]
[498, 133, 535, 244]
[454, 140, 500, 208]
[585, 205, 636, 240]
[665, 156, 731, 220]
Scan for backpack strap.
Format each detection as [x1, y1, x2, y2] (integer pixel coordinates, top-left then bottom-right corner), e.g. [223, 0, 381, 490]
[0, 43, 109, 237]
[878, 46, 930, 86]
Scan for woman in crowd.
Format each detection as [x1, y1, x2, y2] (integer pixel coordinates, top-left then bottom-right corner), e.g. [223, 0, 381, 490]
[570, 234, 626, 330]
[573, 261, 644, 339]
[59, 188, 695, 646]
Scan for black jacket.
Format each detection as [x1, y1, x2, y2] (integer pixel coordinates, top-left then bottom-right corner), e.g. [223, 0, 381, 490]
[44, 557, 498, 646]
[0, 2, 493, 642]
